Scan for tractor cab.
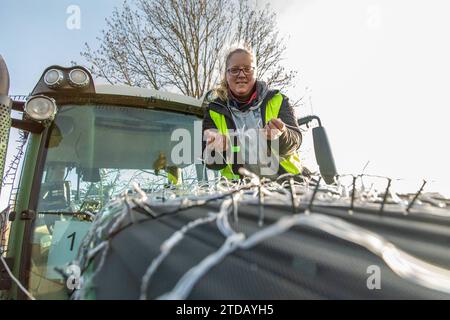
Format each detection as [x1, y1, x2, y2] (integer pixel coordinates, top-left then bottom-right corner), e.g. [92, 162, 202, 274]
[0, 60, 214, 299]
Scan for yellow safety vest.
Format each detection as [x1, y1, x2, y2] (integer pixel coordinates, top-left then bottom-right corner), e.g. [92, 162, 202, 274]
[167, 166, 182, 186]
[208, 93, 302, 180]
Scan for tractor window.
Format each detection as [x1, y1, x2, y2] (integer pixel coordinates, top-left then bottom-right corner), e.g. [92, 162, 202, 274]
[28, 104, 211, 299]
[38, 104, 207, 214]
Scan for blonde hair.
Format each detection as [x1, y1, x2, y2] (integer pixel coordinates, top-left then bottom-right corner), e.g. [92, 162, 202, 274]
[213, 47, 255, 101]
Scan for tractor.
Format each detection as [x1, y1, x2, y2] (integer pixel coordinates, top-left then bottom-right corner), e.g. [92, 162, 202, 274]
[2, 55, 449, 300]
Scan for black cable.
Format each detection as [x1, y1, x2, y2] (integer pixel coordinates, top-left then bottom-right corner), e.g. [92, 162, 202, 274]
[258, 185, 265, 227]
[407, 180, 427, 213]
[289, 178, 297, 214]
[350, 176, 357, 213]
[308, 177, 322, 212]
[379, 178, 392, 215]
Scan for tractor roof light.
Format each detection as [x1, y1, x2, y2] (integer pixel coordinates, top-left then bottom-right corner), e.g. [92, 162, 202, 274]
[44, 69, 64, 88]
[24, 95, 57, 122]
[68, 68, 90, 88]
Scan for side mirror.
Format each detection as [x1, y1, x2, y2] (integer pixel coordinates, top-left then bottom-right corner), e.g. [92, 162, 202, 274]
[298, 116, 338, 185]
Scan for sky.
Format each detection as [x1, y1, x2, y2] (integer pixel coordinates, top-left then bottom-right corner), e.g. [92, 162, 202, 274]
[269, 0, 450, 195]
[1, 0, 449, 210]
[0, 0, 124, 94]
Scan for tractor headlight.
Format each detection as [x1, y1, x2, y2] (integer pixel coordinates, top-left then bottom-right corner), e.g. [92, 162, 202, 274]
[68, 68, 90, 87]
[44, 69, 64, 88]
[24, 95, 57, 122]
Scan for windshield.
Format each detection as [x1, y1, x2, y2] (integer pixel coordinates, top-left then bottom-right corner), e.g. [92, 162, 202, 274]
[28, 104, 209, 299]
[37, 104, 205, 214]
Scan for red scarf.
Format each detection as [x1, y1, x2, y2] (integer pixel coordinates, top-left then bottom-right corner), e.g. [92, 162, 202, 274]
[229, 85, 258, 108]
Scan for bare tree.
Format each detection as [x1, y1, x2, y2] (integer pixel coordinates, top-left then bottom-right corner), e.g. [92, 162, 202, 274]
[81, 3, 165, 88]
[233, 0, 297, 91]
[81, 0, 297, 98]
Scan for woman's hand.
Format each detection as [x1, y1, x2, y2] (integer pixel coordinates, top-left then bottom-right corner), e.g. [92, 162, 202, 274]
[204, 129, 229, 152]
[264, 118, 287, 140]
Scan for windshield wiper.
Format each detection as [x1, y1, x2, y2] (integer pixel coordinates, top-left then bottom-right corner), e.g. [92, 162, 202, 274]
[38, 210, 95, 221]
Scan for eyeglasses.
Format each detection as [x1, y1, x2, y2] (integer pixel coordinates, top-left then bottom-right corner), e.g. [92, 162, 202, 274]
[227, 66, 255, 76]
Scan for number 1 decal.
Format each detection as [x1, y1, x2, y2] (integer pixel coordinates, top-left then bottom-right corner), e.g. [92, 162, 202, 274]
[67, 232, 76, 251]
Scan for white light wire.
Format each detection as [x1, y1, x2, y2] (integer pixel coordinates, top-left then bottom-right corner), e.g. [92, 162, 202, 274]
[159, 210, 450, 299]
[76, 172, 450, 300]
[0, 254, 36, 300]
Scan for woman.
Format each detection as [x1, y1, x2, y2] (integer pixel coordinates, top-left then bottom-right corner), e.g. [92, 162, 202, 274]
[202, 47, 303, 180]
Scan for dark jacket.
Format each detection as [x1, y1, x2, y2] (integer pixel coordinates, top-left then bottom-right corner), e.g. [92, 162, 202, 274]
[202, 82, 302, 176]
